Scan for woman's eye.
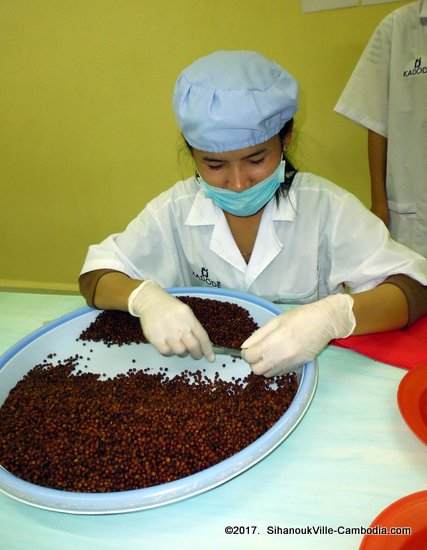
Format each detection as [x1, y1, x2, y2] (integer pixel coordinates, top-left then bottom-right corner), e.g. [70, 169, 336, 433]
[249, 157, 265, 165]
[207, 164, 224, 170]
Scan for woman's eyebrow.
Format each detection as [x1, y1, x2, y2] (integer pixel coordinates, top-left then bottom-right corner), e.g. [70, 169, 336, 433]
[202, 156, 225, 162]
[242, 149, 267, 159]
[202, 148, 267, 162]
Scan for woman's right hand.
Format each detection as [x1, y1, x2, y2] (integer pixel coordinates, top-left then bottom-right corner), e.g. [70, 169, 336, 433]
[128, 280, 215, 361]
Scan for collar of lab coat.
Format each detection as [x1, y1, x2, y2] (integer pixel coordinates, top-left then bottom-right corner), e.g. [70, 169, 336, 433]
[185, 186, 297, 226]
[185, 187, 297, 284]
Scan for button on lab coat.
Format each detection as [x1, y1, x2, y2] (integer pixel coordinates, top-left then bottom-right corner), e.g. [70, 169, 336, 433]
[335, 1, 427, 257]
[80, 173, 427, 304]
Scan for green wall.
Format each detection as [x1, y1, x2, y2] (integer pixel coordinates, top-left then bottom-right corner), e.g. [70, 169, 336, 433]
[0, 0, 408, 292]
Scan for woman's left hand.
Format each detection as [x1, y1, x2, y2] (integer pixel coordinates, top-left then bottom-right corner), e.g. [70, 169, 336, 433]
[241, 294, 356, 377]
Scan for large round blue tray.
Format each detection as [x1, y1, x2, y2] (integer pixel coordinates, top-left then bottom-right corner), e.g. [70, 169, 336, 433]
[0, 287, 318, 514]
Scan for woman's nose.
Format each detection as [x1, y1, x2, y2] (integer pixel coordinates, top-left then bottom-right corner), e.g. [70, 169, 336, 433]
[227, 165, 250, 191]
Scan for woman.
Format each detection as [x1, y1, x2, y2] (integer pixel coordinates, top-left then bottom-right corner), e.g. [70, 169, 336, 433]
[79, 50, 427, 377]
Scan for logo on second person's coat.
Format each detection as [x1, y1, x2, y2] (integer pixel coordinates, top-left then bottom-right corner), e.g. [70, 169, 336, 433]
[403, 56, 427, 77]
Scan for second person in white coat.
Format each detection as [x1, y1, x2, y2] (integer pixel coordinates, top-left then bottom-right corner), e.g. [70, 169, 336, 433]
[335, 1, 427, 257]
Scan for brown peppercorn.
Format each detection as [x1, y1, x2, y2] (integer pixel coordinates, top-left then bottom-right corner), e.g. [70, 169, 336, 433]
[0, 357, 297, 493]
[78, 296, 259, 349]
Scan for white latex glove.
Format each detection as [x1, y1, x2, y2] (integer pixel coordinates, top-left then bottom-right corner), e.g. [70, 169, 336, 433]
[241, 294, 356, 377]
[128, 280, 215, 361]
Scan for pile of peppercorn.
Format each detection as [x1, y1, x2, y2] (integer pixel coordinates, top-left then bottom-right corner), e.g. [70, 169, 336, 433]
[0, 296, 299, 493]
[78, 296, 259, 349]
[0, 356, 298, 492]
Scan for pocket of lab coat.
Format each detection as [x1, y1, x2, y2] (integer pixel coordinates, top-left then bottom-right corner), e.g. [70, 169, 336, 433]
[272, 286, 319, 304]
[388, 200, 417, 248]
[251, 265, 320, 305]
[263, 275, 320, 304]
[388, 200, 417, 215]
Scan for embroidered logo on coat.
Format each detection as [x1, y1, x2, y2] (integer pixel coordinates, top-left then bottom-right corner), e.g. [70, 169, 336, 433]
[403, 56, 427, 77]
[192, 267, 221, 287]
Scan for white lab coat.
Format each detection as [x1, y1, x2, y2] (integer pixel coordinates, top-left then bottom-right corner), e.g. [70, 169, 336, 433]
[335, 1, 427, 257]
[80, 173, 427, 304]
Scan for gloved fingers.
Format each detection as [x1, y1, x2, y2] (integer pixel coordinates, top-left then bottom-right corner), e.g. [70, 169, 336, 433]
[241, 317, 280, 349]
[241, 345, 264, 365]
[244, 329, 297, 376]
[249, 357, 271, 376]
[263, 363, 298, 378]
[250, 356, 296, 378]
[181, 330, 204, 360]
[191, 322, 215, 362]
[152, 338, 174, 357]
[241, 325, 283, 364]
[165, 337, 188, 357]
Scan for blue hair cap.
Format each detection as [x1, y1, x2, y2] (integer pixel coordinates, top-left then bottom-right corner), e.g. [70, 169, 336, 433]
[173, 50, 298, 153]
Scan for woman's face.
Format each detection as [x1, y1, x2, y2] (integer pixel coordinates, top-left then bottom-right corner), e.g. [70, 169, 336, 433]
[191, 135, 284, 191]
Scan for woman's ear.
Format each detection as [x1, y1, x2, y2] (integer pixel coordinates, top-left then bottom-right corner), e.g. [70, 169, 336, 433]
[281, 130, 293, 160]
[283, 130, 293, 149]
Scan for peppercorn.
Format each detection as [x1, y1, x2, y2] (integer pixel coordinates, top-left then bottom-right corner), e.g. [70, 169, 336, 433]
[0, 297, 297, 493]
[78, 296, 259, 349]
[0, 356, 297, 493]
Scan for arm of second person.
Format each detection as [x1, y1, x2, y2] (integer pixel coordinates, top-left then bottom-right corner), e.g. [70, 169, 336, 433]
[368, 129, 389, 226]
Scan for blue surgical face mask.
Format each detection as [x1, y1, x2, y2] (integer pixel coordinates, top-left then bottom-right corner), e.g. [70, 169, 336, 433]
[197, 160, 285, 217]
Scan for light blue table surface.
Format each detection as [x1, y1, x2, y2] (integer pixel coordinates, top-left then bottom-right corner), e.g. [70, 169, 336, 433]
[0, 291, 425, 550]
